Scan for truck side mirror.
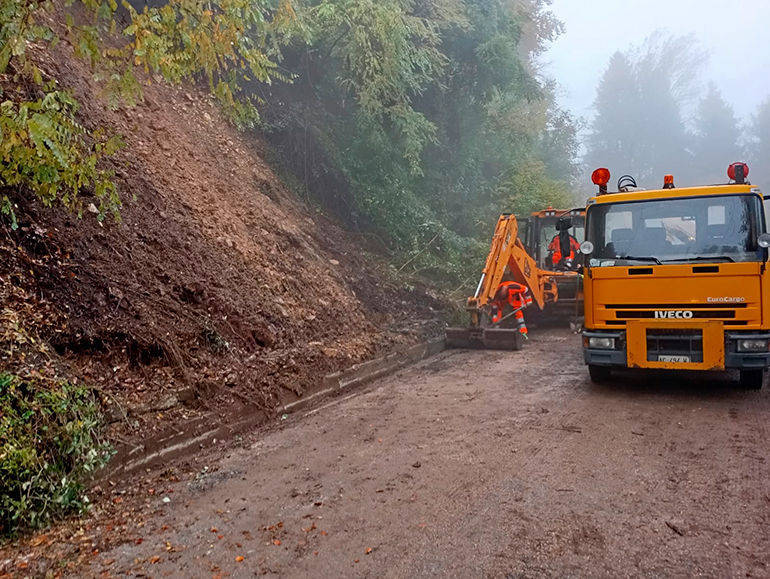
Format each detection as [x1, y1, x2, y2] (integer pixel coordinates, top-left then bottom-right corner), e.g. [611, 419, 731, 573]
[759, 233, 770, 259]
[579, 241, 594, 255]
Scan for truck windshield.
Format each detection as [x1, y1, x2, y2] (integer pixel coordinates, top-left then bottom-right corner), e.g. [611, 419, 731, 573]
[586, 194, 763, 266]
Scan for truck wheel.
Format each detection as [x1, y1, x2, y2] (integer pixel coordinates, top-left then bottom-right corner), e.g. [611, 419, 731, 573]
[739, 369, 765, 390]
[588, 365, 611, 384]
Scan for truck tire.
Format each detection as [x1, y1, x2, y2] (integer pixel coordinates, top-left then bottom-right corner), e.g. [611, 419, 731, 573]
[739, 369, 765, 390]
[588, 365, 611, 384]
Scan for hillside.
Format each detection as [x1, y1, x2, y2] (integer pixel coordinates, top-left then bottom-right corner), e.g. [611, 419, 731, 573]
[0, 32, 447, 448]
[1, 0, 580, 545]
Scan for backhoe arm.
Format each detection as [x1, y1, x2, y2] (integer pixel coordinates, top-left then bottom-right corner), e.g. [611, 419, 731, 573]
[469, 214, 551, 314]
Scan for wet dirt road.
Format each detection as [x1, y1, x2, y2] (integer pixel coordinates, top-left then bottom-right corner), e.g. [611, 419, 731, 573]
[93, 329, 770, 576]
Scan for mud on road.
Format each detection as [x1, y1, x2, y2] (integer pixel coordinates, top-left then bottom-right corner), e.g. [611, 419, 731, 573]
[89, 329, 769, 576]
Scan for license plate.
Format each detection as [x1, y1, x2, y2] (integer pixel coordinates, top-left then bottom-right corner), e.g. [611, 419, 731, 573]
[658, 355, 691, 363]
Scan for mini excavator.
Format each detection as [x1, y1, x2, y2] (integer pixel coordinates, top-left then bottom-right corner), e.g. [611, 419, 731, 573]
[446, 209, 583, 350]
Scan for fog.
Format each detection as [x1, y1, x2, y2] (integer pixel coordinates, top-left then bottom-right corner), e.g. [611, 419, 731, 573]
[541, 0, 770, 192]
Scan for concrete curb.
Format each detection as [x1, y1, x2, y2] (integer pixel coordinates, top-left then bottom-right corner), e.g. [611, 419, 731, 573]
[99, 337, 446, 480]
[281, 337, 446, 414]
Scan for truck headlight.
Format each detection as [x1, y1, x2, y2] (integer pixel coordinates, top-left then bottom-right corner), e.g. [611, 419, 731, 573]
[737, 339, 769, 353]
[588, 337, 615, 350]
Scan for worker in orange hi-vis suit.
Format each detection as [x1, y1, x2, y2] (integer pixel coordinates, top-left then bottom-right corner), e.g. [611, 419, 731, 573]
[490, 281, 533, 336]
[548, 233, 580, 268]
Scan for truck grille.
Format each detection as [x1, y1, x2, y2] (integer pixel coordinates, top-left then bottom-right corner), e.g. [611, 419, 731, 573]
[646, 329, 703, 363]
[606, 303, 744, 320]
[606, 303, 748, 309]
[617, 310, 735, 319]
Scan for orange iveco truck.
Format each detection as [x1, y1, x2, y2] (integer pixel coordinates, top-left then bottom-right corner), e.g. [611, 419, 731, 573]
[580, 163, 770, 389]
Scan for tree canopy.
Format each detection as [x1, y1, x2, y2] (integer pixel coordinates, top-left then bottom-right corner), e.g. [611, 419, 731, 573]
[585, 33, 708, 189]
[748, 98, 770, 188]
[692, 83, 741, 184]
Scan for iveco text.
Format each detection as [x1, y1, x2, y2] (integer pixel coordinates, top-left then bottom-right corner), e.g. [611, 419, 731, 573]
[654, 311, 693, 319]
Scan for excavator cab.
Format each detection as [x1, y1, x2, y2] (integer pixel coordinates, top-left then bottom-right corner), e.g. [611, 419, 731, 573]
[521, 208, 585, 270]
[523, 208, 585, 316]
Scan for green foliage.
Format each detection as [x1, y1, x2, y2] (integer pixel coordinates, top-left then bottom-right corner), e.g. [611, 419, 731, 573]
[268, 0, 576, 283]
[310, 0, 453, 171]
[0, 90, 123, 226]
[0, 0, 54, 79]
[2, 0, 578, 286]
[0, 0, 123, 226]
[0, 373, 112, 537]
[499, 157, 575, 215]
[69, 0, 302, 126]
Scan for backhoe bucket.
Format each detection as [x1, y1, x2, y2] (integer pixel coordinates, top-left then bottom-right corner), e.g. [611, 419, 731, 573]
[445, 327, 523, 350]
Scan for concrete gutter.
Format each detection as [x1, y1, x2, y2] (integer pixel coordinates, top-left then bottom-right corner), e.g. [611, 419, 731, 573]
[281, 337, 445, 414]
[99, 337, 446, 480]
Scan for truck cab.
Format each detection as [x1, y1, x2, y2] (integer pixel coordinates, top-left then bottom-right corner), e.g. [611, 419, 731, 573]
[580, 164, 770, 389]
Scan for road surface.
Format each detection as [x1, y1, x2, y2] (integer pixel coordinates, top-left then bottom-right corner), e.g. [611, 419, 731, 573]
[92, 330, 770, 576]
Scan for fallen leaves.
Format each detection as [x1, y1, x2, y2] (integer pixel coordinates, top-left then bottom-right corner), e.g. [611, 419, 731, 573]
[30, 534, 49, 547]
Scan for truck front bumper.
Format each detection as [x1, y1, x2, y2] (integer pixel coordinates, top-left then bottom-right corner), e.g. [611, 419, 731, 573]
[583, 329, 770, 370]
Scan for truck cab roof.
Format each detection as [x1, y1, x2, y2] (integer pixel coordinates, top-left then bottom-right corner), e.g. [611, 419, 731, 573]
[588, 184, 761, 206]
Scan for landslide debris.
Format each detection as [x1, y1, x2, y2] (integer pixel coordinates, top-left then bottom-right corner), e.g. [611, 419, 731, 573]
[0, 28, 447, 449]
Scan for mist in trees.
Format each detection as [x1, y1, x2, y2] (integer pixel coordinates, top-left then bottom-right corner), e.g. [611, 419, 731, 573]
[583, 32, 770, 192]
[585, 33, 708, 189]
[693, 83, 742, 184]
[258, 0, 580, 280]
[748, 99, 770, 187]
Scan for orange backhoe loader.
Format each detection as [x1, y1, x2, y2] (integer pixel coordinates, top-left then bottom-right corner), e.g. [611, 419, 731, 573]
[446, 211, 581, 350]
